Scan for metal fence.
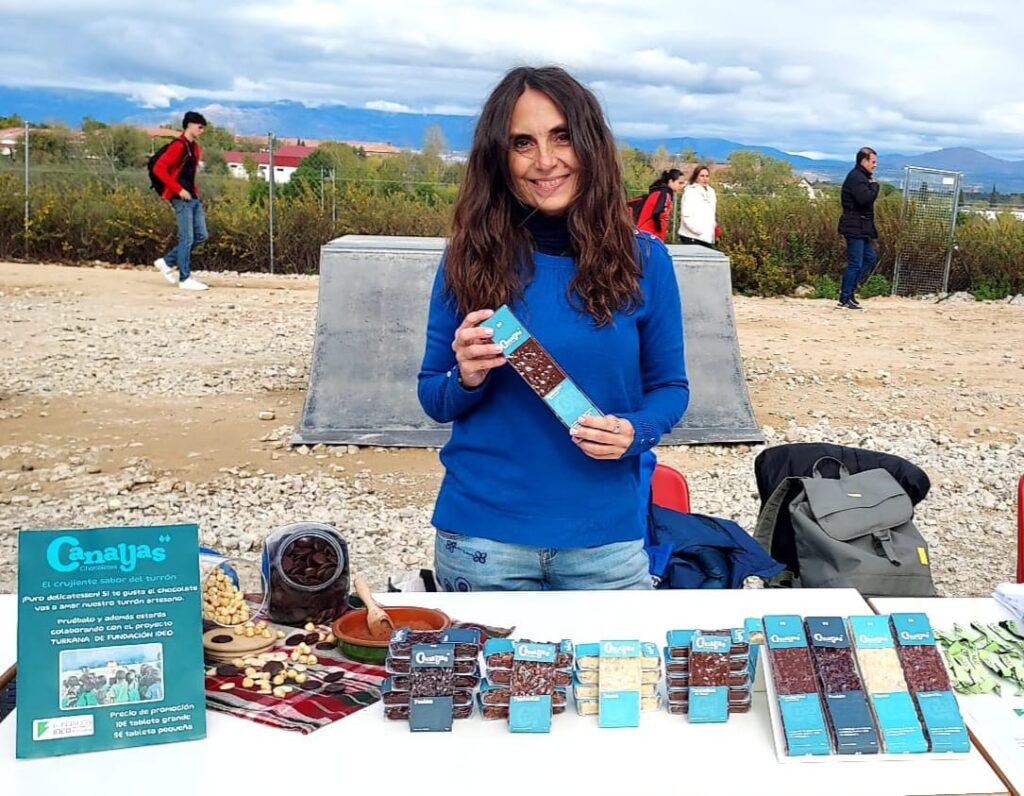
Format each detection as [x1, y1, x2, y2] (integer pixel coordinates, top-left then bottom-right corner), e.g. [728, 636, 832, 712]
[892, 166, 962, 296]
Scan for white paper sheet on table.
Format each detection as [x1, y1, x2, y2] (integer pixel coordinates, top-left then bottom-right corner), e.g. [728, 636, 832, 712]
[959, 695, 1024, 790]
[992, 583, 1024, 624]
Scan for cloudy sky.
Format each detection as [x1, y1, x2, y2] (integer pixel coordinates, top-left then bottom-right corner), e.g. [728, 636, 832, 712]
[4, 0, 1024, 158]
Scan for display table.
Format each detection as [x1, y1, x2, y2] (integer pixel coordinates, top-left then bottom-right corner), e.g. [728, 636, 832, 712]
[871, 596, 1024, 796]
[0, 594, 15, 687]
[0, 588, 1008, 796]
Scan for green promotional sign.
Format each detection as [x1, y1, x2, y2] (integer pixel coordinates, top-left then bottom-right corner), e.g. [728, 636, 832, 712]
[16, 524, 207, 758]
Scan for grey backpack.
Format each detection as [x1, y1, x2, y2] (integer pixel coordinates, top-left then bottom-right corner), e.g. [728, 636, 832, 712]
[756, 457, 936, 597]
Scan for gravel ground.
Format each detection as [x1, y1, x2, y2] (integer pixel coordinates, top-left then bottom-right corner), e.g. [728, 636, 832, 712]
[1, 262, 1022, 596]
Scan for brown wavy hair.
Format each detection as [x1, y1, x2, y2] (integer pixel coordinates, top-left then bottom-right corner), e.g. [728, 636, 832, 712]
[688, 164, 711, 184]
[445, 66, 641, 326]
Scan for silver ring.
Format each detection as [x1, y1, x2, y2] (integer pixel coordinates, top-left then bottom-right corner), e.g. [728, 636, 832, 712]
[612, 420, 621, 434]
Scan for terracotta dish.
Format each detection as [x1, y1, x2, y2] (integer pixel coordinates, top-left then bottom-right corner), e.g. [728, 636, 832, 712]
[333, 606, 451, 664]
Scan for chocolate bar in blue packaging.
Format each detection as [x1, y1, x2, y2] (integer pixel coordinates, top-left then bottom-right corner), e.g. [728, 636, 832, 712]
[889, 613, 969, 753]
[509, 641, 559, 733]
[805, 616, 880, 755]
[848, 615, 928, 754]
[480, 305, 603, 429]
[408, 643, 455, 732]
[688, 633, 733, 723]
[389, 626, 481, 659]
[764, 615, 831, 756]
[598, 640, 643, 728]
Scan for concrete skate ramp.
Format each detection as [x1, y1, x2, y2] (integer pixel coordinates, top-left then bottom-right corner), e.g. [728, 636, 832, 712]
[293, 236, 761, 447]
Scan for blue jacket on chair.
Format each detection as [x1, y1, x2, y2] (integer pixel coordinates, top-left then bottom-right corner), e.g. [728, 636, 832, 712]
[647, 505, 784, 589]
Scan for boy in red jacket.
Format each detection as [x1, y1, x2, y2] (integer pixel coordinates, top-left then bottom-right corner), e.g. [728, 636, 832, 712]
[153, 111, 210, 290]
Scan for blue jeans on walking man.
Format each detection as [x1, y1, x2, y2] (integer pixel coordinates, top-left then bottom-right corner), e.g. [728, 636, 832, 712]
[840, 236, 877, 303]
[163, 198, 208, 281]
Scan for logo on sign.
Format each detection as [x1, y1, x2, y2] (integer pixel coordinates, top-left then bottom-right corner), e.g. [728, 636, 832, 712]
[34, 715, 94, 741]
[45, 535, 170, 574]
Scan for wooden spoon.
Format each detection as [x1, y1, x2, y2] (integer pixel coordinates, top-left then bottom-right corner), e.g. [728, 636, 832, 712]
[353, 575, 395, 641]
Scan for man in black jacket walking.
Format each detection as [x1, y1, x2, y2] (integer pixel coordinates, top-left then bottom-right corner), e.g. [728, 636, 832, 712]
[837, 147, 879, 310]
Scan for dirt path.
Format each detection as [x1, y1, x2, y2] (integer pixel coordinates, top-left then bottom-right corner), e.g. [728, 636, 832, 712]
[2, 261, 1021, 485]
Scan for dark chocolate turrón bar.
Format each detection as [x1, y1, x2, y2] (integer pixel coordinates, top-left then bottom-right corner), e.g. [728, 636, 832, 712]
[505, 336, 566, 397]
[480, 305, 603, 429]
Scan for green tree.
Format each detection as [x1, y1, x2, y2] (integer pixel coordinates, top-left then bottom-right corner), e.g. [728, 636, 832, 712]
[84, 124, 151, 177]
[370, 152, 416, 194]
[422, 125, 447, 159]
[242, 153, 260, 180]
[988, 184, 998, 207]
[619, 146, 656, 196]
[318, 142, 367, 179]
[201, 123, 237, 152]
[725, 150, 793, 195]
[650, 145, 673, 175]
[679, 146, 697, 163]
[0, 113, 25, 128]
[419, 125, 447, 185]
[81, 116, 108, 133]
[204, 150, 229, 176]
[286, 148, 334, 197]
[29, 123, 75, 163]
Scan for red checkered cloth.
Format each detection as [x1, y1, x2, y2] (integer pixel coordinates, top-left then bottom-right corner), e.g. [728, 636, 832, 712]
[204, 634, 387, 734]
[204, 618, 512, 733]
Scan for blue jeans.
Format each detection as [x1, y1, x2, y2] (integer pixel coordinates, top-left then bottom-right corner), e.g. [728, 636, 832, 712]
[434, 531, 653, 591]
[840, 236, 877, 302]
[164, 198, 208, 281]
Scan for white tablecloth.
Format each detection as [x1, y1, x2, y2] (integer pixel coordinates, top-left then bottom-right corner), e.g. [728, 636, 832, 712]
[0, 589, 1007, 796]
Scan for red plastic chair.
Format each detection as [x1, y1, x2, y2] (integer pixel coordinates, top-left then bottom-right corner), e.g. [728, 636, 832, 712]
[1017, 475, 1024, 584]
[652, 463, 691, 513]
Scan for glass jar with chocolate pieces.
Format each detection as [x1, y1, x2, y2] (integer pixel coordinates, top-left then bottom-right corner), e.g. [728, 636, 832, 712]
[264, 522, 350, 626]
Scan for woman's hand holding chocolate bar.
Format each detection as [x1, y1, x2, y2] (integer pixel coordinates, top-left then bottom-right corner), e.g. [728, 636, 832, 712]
[452, 309, 507, 389]
[570, 415, 635, 460]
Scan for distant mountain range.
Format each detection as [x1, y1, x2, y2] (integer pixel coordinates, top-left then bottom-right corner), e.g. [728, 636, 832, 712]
[3, 86, 1024, 192]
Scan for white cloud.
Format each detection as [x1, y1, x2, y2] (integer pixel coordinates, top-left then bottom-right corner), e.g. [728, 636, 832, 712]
[364, 100, 413, 113]
[615, 122, 670, 137]
[126, 84, 189, 109]
[789, 150, 845, 161]
[775, 66, 813, 86]
[0, 0, 1022, 156]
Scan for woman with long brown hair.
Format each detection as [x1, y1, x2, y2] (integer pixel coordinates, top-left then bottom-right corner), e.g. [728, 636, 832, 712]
[417, 66, 689, 591]
[679, 164, 718, 247]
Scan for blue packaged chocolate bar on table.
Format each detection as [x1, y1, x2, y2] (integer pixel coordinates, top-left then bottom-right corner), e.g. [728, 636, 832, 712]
[848, 615, 928, 754]
[805, 616, 880, 755]
[509, 642, 558, 733]
[890, 613, 969, 753]
[408, 643, 455, 733]
[598, 640, 642, 728]
[763, 615, 831, 756]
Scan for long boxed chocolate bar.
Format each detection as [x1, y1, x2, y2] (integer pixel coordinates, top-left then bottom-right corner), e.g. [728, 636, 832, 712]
[480, 305, 603, 429]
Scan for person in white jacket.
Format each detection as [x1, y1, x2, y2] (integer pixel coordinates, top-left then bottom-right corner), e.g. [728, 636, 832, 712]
[679, 165, 717, 246]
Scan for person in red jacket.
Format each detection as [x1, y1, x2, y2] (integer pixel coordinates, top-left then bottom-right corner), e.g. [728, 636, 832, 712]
[634, 169, 684, 242]
[153, 111, 210, 291]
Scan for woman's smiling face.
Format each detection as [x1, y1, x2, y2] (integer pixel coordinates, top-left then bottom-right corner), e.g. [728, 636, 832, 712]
[507, 88, 581, 215]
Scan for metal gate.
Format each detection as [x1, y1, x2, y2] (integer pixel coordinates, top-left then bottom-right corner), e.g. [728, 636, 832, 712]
[892, 166, 962, 296]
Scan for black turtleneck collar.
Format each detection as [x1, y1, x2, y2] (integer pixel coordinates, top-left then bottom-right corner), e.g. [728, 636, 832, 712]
[514, 203, 573, 257]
